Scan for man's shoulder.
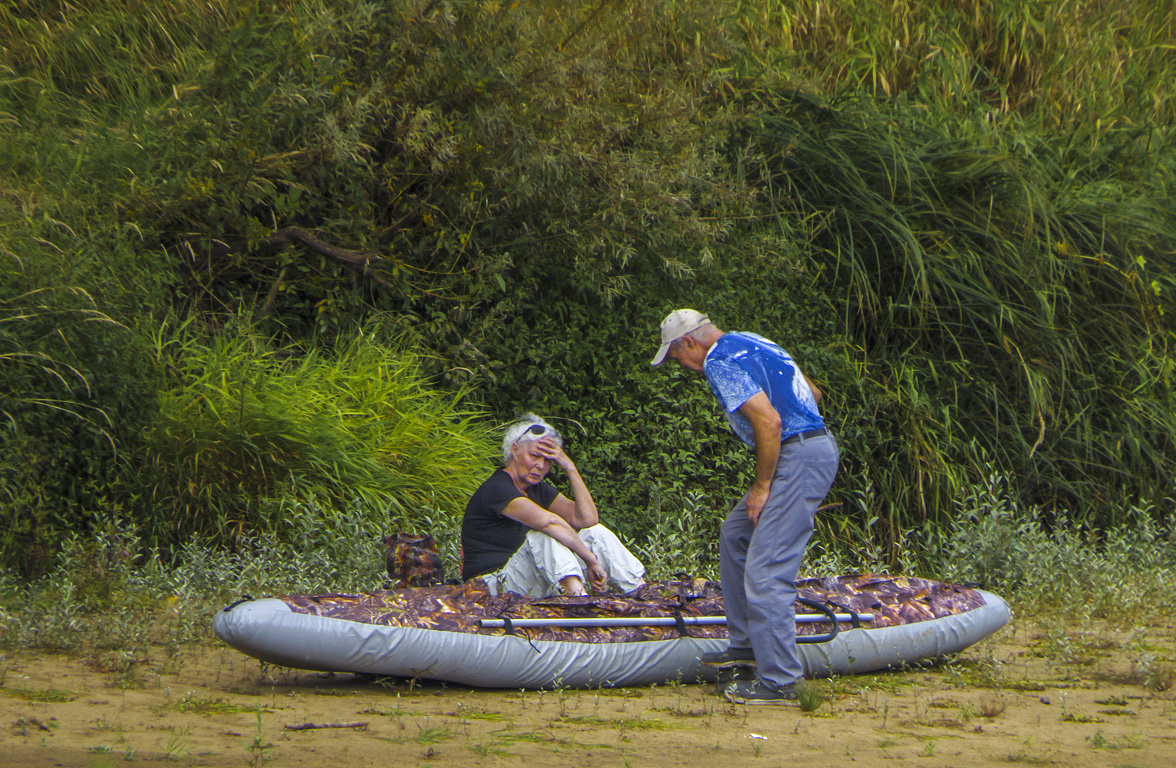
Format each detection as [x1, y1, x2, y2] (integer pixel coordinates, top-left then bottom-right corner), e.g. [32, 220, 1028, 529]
[711, 331, 779, 359]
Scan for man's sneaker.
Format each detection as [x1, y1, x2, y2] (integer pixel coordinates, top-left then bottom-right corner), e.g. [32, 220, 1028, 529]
[723, 679, 798, 706]
[713, 663, 756, 695]
[700, 647, 756, 668]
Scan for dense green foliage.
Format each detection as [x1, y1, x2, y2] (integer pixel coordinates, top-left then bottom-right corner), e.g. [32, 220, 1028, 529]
[1, 0, 1174, 574]
[140, 321, 492, 544]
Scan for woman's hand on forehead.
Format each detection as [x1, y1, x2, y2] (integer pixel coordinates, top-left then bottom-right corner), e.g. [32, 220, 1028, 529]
[535, 437, 575, 469]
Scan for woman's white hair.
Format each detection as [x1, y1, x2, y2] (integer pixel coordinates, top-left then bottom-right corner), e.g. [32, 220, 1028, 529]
[501, 413, 562, 465]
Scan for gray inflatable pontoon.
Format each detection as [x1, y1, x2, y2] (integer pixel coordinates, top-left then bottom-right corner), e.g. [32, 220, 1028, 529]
[213, 576, 1011, 689]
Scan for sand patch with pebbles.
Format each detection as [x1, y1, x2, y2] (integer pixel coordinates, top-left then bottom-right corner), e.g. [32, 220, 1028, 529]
[3, 618, 1174, 767]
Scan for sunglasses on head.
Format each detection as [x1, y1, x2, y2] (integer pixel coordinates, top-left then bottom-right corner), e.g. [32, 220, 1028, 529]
[523, 423, 562, 442]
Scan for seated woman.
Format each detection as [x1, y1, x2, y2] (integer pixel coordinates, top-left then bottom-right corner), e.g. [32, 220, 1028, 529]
[461, 414, 645, 597]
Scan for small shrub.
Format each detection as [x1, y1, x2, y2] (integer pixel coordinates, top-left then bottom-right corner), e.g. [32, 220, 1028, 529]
[978, 694, 1007, 718]
[922, 471, 1176, 618]
[795, 680, 826, 712]
[635, 491, 721, 581]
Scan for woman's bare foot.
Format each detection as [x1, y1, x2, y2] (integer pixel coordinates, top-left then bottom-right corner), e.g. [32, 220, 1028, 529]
[559, 575, 587, 596]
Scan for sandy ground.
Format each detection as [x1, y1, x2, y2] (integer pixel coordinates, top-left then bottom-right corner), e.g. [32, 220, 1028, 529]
[3, 618, 1174, 767]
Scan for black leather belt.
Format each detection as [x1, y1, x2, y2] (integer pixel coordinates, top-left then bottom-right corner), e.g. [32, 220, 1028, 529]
[782, 427, 827, 446]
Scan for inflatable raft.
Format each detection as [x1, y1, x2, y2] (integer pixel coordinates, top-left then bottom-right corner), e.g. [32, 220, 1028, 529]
[213, 574, 1010, 689]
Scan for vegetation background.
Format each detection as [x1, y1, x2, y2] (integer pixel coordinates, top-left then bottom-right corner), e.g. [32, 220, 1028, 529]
[1, 0, 1174, 626]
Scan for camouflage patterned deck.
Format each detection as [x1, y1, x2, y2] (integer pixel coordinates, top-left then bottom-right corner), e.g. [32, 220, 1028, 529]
[282, 574, 986, 644]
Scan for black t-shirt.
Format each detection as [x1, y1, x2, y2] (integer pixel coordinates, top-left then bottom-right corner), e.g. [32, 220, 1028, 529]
[461, 469, 560, 580]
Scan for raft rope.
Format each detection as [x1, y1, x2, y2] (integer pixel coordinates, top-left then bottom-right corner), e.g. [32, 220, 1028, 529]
[499, 616, 543, 653]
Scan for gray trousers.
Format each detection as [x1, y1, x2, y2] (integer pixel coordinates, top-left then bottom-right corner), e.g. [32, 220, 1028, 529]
[720, 432, 839, 689]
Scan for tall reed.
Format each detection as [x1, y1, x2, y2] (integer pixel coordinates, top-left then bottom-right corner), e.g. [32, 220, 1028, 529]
[139, 319, 495, 546]
[733, 92, 1175, 534]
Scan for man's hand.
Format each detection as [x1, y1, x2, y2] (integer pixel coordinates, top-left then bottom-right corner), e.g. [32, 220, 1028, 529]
[745, 482, 771, 525]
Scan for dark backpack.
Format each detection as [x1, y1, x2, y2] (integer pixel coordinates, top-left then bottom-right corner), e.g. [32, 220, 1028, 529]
[383, 532, 445, 587]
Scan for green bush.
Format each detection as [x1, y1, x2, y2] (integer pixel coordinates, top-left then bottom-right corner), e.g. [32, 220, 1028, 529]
[1, 0, 1174, 574]
[0, 239, 162, 575]
[730, 92, 1175, 533]
[136, 320, 495, 548]
[0, 502, 391, 652]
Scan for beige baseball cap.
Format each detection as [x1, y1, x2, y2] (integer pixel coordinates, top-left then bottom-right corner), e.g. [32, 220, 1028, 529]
[651, 309, 710, 366]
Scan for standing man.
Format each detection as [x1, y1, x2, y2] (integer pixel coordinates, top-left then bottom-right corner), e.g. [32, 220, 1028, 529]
[651, 309, 839, 705]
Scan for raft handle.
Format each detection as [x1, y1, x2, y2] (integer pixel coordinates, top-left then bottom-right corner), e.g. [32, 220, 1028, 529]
[222, 595, 255, 612]
[824, 599, 863, 629]
[795, 598, 840, 644]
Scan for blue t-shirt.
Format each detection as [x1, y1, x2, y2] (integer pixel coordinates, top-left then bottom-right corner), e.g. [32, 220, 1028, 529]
[703, 332, 824, 447]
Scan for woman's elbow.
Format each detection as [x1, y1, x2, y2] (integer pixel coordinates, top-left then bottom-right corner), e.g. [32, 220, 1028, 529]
[537, 515, 572, 536]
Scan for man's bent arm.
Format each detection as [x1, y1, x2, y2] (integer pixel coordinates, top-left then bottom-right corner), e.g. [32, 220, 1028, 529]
[738, 391, 783, 524]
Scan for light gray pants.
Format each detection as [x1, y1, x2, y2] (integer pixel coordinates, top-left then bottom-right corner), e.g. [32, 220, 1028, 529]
[483, 525, 646, 598]
[720, 432, 839, 689]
